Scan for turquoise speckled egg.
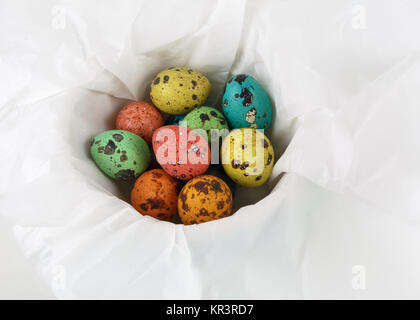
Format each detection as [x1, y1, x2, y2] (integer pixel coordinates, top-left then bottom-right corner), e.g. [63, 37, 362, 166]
[165, 114, 185, 126]
[90, 130, 151, 181]
[222, 74, 272, 129]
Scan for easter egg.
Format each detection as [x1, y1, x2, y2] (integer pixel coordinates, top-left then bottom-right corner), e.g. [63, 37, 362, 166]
[165, 114, 185, 126]
[152, 125, 210, 180]
[115, 101, 163, 145]
[182, 106, 229, 144]
[131, 169, 181, 221]
[150, 67, 211, 115]
[222, 74, 272, 129]
[90, 130, 151, 181]
[221, 128, 274, 187]
[178, 175, 232, 225]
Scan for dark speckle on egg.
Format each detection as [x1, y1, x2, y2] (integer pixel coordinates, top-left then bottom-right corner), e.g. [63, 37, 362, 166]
[267, 153, 273, 166]
[235, 74, 247, 85]
[200, 113, 210, 122]
[239, 162, 249, 170]
[262, 139, 269, 148]
[232, 159, 241, 168]
[104, 140, 117, 155]
[240, 88, 253, 106]
[115, 169, 135, 181]
[180, 193, 189, 211]
[153, 77, 160, 85]
[163, 75, 169, 83]
[112, 134, 123, 142]
[146, 198, 165, 210]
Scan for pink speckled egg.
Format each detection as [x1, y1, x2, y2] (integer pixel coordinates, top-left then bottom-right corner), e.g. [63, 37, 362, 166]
[152, 125, 210, 180]
[116, 101, 163, 144]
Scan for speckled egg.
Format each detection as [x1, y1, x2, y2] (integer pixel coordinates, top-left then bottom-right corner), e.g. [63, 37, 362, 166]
[221, 128, 274, 187]
[205, 165, 236, 196]
[90, 130, 151, 181]
[182, 106, 229, 144]
[178, 175, 232, 225]
[152, 125, 210, 180]
[115, 101, 163, 145]
[165, 114, 185, 126]
[150, 67, 211, 115]
[131, 169, 181, 221]
[222, 74, 272, 129]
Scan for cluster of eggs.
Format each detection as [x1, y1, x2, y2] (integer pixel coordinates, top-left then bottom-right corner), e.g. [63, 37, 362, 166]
[90, 67, 274, 225]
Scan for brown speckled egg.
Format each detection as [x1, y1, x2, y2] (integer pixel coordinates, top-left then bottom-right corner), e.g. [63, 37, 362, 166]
[131, 169, 181, 221]
[116, 101, 163, 144]
[178, 175, 232, 225]
[152, 125, 210, 180]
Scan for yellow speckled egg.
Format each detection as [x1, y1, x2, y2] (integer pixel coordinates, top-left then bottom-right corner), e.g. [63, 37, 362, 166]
[221, 128, 274, 187]
[150, 67, 211, 115]
[178, 175, 232, 225]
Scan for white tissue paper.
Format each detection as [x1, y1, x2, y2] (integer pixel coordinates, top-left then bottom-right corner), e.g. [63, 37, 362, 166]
[2, 0, 420, 299]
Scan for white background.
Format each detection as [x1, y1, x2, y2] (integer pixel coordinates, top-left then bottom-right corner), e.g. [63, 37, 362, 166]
[0, 217, 54, 299]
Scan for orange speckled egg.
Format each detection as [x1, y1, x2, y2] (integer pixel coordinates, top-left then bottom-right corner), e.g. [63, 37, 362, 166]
[178, 175, 232, 225]
[131, 169, 181, 221]
[116, 101, 163, 144]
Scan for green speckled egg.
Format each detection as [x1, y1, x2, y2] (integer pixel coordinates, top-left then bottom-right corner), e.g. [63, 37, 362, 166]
[150, 67, 211, 115]
[90, 130, 151, 181]
[182, 106, 229, 144]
